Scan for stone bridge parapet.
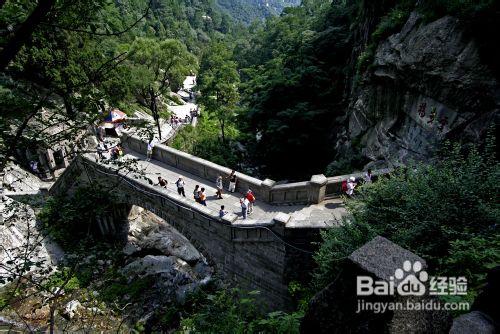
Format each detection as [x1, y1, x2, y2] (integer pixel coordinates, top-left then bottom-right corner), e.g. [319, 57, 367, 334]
[121, 134, 391, 204]
[49, 155, 321, 309]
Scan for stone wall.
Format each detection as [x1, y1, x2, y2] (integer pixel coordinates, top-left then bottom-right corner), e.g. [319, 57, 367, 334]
[50, 155, 320, 309]
[121, 134, 327, 204]
[122, 134, 392, 203]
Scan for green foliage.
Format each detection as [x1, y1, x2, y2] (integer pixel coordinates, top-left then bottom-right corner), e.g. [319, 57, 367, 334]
[100, 272, 154, 304]
[312, 219, 376, 290]
[171, 114, 241, 168]
[44, 267, 82, 292]
[216, 0, 300, 25]
[235, 1, 357, 180]
[178, 288, 302, 333]
[197, 42, 240, 143]
[38, 187, 115, 249]
[313, 138, 500, 307]
[356, 1, 413, 73]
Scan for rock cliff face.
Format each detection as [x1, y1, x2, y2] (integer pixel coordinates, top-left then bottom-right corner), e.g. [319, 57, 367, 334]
[340, 12, 499, 167]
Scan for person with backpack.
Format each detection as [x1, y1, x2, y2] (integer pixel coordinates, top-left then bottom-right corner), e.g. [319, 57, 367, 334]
[176, 176, 186, 197]
[199, 187, 207, 206]
[240, 197, 249, 219]
[193, 185, 200, 203]
[246, 189, 256, 215]
[216, 175, 224, 199]
[227, 170, 237, 193]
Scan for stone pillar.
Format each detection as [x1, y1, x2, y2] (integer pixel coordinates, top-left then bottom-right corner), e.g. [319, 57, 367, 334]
[308, 174, 327, 204]
[272, 212, 291, 236]
[46, 149, 56, 170]
[261, 178, 276, 203]
[61, 147, 69, 168]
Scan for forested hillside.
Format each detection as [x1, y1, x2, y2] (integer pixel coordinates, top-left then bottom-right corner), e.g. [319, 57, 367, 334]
[0, 0, 499, 333]
[216, 0, 300, 24]
[226, 0, 500, 180]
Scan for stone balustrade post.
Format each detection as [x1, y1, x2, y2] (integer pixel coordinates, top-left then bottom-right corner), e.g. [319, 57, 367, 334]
[261, 178, 276, 203]
[308, 174, 327, 204]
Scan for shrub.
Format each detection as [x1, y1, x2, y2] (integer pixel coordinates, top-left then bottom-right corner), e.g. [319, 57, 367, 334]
[314, 137, 499, 307]
[171, 115, 241, 168]
[178, 288, 302, 333]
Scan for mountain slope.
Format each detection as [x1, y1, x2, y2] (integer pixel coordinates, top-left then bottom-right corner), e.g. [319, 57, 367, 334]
[216, 0, 300, 24]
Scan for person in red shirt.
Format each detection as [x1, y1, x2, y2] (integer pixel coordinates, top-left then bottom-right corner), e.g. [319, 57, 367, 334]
[246, 189, 256, 215]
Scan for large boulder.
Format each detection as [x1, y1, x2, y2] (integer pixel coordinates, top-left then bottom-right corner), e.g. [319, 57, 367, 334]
[127, 206, 202, 263]
[300, 236, 452, 333]
[121, 255, 176, 277]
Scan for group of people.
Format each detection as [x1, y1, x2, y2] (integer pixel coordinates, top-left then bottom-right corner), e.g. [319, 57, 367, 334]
[97, 142, 123, 161]
[189, 107, 199, 119]
[153, 169, 256, 220]
[170, 114, 190, 128]
[342, 169, 377, 197]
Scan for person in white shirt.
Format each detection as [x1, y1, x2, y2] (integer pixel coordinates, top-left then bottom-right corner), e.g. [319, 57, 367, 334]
[176, 176, 186, 197]
[347, 176, 357, 197]
[216, 175, 224, 199]
[240, 198, 249, 219]
[146, 140, 154, 161]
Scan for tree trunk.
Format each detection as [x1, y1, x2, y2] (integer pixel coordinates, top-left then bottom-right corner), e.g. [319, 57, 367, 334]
[63, 93, 74, 119]
[0, 0, 56, 71]
[149, 88, 162, 140]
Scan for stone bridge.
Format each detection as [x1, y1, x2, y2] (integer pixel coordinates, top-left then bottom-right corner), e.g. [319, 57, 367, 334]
[50, 134, 389, 308]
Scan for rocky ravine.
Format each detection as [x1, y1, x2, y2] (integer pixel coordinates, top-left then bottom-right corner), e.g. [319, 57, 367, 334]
[0, 197, 212, 331]
[122, 206, 213, 304]
[339, 12, 499, 168]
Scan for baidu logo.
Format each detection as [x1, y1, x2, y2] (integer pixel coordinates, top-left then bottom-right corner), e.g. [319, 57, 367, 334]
[357, 260, 429, 296]
[394, 260, 428, 296]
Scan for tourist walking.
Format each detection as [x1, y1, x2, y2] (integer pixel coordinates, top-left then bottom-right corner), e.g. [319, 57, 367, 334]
[30, 161, 39, 175]
[176, 176, 186, 197]
[216, 175, 224, 199]
[110, 146, 119, 160]
[228, 170, 237, 193]
[246, 190, 256, 215]
[97, 142, 105, 160]
[193, 185, 200, 203]
[219, 205, 227, 219]
[146, 140, 154, 161]
[364, 169, 373, 183]
[346, 176, 357, 197]
[199, 187, 207, 206]
[240, 197, 249, 219]
[157, 176, 168, 188]
[116, 144, 124, 159]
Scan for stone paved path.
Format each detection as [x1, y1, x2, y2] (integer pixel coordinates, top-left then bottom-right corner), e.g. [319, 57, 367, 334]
[121, 150, 346, 227]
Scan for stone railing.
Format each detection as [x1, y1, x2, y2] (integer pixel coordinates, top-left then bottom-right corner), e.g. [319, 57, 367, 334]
[53, 155, 321, 310]
[121, 134, 389, 205]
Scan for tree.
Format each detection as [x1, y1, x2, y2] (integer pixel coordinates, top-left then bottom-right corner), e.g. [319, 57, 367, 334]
[125, 37, 196, 139]
[197, 42, 240, 144]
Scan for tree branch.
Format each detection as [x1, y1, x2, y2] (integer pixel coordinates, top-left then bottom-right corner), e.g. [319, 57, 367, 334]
[39, 0, 152, 37]
[0, 0, 56, 71]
